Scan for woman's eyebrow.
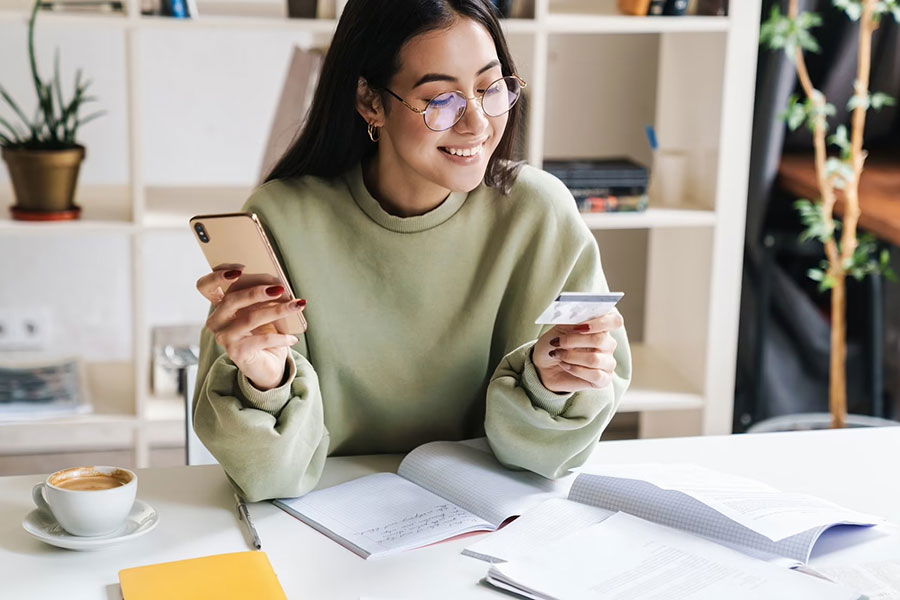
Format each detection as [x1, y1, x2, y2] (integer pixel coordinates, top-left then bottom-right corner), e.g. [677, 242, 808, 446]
[411, 59, 501, 89]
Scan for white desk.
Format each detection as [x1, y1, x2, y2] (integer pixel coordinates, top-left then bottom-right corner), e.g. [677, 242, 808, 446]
[2, 427, 899, 599]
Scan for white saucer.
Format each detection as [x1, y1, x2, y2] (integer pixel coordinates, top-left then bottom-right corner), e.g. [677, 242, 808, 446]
[22, 499, 159, 551]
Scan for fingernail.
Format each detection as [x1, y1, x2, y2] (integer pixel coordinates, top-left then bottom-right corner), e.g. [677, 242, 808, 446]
[549, 337, 560, 347]
[266, 285, 285, 297]
[224, 270, 241, 279]
[294, 299, 307, 309]
[574, 324, 591, 332]
[288, 336, 299, 344]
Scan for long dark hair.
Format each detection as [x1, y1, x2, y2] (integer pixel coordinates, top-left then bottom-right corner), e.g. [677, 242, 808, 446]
[263, 0, 526, 194]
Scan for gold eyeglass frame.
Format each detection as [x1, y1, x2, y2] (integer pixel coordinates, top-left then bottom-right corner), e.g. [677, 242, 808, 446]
[382, 74, 527, 132]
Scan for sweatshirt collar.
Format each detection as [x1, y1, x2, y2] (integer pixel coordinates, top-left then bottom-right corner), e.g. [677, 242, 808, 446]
[345, 161, 468, 233]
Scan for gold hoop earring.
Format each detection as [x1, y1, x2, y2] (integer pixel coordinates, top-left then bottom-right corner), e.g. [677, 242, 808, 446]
[367, 122, 381, 143]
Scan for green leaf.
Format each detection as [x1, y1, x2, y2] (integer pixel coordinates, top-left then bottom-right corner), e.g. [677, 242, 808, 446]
[0, 84, 34, 135]
[847, 94, 869, 111]
[828, 125, 851, 158]
[760, 6, 822, 57]
[807, 268, 825, 282]
[834, 0, 863, 20]
[825, 157, 855, 189]
[795, 199, 835, 243]
[781, 95, 807, 130]
[74, 110, 106, 129]
[871, 92, 896, 110]
[760, 6, 789, 50]
[820, 273, 837, 292]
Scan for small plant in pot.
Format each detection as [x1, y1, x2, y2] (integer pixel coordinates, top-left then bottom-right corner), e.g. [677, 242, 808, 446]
[1, 0, 105, 221]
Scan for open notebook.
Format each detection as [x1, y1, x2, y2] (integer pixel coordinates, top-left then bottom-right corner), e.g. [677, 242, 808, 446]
[273, 438, 573, 559]
[464, 462, 884, 567]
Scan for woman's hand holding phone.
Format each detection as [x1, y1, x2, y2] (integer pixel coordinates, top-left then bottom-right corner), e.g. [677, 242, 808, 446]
[196, 267, 308, 391]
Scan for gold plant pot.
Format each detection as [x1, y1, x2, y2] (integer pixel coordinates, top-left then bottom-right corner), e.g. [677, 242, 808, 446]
[2, 145, 86, 220]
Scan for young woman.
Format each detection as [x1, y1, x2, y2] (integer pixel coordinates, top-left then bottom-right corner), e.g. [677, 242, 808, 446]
[193, 0, 631, 502]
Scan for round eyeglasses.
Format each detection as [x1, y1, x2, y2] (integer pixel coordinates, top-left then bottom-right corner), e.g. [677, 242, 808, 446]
[383, 75, 527, 132]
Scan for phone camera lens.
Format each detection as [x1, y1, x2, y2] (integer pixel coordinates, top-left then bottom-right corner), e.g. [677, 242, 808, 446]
[194, 222, 210, 244]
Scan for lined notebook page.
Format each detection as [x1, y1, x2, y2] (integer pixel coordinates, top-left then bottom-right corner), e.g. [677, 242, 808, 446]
[275, 472, 491, 559]
[463, 498, 614, 563]
[397, 441, 574, 527]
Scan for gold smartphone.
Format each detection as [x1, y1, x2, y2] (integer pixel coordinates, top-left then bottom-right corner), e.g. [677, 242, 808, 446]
[189, 212, 306, 336]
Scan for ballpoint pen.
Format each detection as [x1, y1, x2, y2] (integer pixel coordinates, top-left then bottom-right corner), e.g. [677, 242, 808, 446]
[234, 492, 262, 550]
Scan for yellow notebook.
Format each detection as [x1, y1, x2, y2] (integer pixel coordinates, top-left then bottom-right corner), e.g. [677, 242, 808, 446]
[119, 551, 287, 600]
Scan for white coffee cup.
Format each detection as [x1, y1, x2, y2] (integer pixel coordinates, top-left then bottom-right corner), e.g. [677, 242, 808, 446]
[32, 466, 137, 537]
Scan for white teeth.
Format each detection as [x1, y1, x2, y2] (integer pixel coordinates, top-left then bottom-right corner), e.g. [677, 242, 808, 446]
[443, 144, 483, 157]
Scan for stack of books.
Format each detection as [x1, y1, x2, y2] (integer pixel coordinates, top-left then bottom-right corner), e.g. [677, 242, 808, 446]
[617, 0, 691, 15]
[543, 157, 650, 214]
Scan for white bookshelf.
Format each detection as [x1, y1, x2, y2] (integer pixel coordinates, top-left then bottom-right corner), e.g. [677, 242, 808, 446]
[0, 0, 760, 465]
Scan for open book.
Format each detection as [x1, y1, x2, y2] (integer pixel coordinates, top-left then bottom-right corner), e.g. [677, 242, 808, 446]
[464, 462, 884, 567]
[273, 439, 572, 559]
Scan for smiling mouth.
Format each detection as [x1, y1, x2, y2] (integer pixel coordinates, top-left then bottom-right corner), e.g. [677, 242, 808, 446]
[438, 143, 485, 158]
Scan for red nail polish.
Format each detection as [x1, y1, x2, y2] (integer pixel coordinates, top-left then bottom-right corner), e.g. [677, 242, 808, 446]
[294, 299, 307, 309]
[574, 324, 591, 332]
[266, 285, 285, 297]
[549, 337, 560, 347]
[549, 349, 559, 358]
[224, 270, 241, 279]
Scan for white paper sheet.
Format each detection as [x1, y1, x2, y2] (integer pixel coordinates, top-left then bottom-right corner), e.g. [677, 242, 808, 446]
[575, 463, 882, 542]
[818, 561, 900, 600]
[487, 512, 863, 600]
[463, 498, 614, 562]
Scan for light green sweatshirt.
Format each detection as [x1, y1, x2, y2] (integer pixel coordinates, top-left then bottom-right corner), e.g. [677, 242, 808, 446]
[193, 160, 632, 501]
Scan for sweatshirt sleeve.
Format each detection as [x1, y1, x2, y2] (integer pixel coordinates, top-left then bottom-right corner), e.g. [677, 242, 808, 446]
[484, 225, 632, 480]
[192, 325, 330, 501]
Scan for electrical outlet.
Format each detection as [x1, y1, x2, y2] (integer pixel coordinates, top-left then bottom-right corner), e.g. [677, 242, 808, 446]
[0, 306, 52, 351]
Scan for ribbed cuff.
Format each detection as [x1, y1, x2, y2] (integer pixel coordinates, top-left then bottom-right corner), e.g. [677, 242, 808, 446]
[237, 356, 296, 414]
[522, 346, 574, 417]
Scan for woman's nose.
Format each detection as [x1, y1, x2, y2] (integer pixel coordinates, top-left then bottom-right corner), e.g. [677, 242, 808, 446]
[454, 96, 491, 134]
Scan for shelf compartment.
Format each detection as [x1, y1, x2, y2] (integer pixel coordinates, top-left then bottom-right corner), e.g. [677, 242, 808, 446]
[547, 0, 729, 34]
[619, 343, 704, 412]
[0, 9, 129, 28]
[143, 185, 250, 229]
[0, 184, 134, 233]
[0, 414, 140, 454]
[546, 14, 728, 34]
[581, 206, 715, 230]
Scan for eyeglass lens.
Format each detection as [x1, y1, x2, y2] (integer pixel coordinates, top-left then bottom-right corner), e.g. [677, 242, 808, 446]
[424, 76, 521, 131]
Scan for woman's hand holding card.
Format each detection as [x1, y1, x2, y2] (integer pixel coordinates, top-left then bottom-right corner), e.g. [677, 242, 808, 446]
[531, 309, 624, 394]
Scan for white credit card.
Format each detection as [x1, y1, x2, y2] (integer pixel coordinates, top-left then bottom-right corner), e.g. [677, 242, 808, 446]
[535, 292, 624, 325]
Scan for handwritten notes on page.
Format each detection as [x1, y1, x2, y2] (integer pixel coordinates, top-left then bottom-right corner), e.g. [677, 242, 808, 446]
[275, 473, 491, 559]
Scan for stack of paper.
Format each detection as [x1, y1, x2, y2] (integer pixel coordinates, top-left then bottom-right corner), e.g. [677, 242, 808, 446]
[484, 513, 864, 599]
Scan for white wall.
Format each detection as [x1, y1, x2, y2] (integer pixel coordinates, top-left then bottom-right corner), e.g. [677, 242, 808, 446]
[0, 234, 133, 360]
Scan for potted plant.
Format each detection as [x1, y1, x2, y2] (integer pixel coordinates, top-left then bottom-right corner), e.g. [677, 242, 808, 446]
[1, 0, 105, 221]
[758, 0, 898, 429]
